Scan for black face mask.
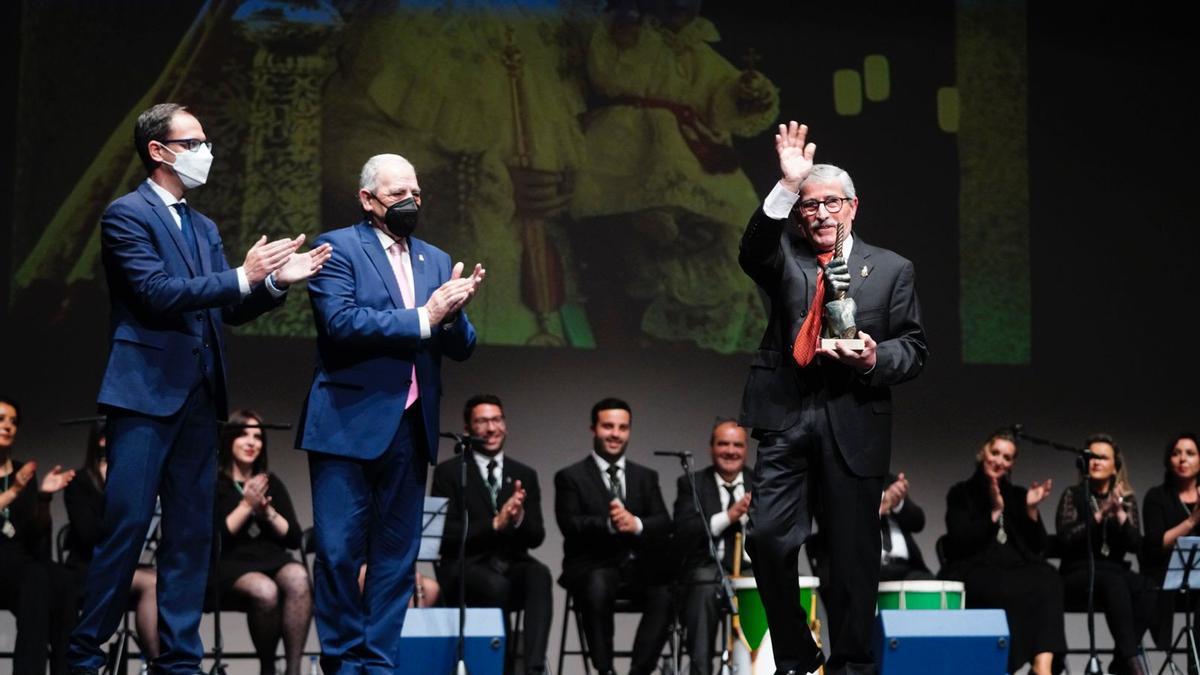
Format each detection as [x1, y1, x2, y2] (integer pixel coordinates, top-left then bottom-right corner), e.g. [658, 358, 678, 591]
[373, 195, 419, 238]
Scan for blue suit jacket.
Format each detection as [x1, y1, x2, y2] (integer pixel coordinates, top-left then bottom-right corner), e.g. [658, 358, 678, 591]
[97, 181, 284, 417]
[296, 221, 476, 463]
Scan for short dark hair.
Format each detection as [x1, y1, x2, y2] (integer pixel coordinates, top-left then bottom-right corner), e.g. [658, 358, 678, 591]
[0, 394, 22, 427]
[135, 103, 186, 173]
[463, 394, 504, 426]
[1164, 432, 1200, 488]
[591, 397, 632, 426]
[218, 409, 268, 479]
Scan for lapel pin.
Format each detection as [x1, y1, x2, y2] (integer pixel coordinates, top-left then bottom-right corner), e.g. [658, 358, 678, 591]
[860, 265, 870, 278]
[417, 253, 424, 262]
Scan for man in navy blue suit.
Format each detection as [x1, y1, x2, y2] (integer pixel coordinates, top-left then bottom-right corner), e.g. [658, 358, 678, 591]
[68, 103, 331, 675]
[296, 153, 484, 674]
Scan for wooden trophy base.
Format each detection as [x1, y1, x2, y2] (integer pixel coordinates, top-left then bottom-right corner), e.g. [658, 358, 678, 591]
[821, 338, 865, 351]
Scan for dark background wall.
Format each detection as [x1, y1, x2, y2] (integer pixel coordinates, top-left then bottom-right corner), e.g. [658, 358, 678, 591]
[2, 1, 1197, 671]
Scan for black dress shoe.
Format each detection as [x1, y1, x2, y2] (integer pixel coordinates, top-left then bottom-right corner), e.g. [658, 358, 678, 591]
[776, 650, 827, 675]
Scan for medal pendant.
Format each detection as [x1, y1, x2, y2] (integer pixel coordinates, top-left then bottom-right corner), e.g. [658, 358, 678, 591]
[1, 520, 15, 538]
[996, 528, 1007, 544]
[248, 521, 261, 538]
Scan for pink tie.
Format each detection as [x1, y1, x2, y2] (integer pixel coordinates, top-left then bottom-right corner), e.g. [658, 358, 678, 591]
[387, 241, 420, 410]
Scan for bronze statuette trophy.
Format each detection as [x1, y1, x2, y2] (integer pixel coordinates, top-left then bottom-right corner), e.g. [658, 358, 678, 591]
[820, 221, 865, 351]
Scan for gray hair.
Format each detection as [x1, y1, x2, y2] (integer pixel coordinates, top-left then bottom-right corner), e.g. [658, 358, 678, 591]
[359, 154, 415, 193]
[801, 163, 856, 199]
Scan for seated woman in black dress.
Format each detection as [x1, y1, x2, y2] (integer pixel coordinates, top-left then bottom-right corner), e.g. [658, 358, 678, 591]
[1141, 432, 1200, 650]
[940, 428, 1066, 675]
[215, 409, 312, 675]
[0, 394, 77, 675]
[1056, 433, 1151, 675]
[63, 419, 160, 660]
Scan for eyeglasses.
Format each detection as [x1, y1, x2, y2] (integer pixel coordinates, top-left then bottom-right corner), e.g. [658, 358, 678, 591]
[159, 138, 213, 152]
[797, 196, 852, 216]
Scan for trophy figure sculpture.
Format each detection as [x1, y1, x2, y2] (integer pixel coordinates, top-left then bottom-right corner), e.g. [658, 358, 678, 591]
[820, 221, 865, 351]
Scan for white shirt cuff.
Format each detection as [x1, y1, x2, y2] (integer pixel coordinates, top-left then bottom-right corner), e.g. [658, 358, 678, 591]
[236, 267, 251, 297]
[763, 181, 801, 219]
[264, 272, 288, 297]
[892, 498, 906, 513]
[513, 510, 525, 529]
[418, 307, 431, 339]
[634, 516, 644, 536]
[710, 511, 732, 537]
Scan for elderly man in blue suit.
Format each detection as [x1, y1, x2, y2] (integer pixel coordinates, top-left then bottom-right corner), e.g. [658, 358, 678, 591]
[68, 103, 331, 675]
[297, 153, 484, 674]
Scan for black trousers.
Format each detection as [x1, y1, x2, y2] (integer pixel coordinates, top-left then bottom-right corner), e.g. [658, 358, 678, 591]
[1063, 563, 1154, 660]
[439, 556, 553, 673]
[0, 548, 78, 675]
[567, 564, 673, 675]
[746, 401, 883, 674]
[679, 564, 728, 675]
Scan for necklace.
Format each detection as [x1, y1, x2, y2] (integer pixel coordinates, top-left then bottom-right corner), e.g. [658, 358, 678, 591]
[1088, 490, 1111, 557]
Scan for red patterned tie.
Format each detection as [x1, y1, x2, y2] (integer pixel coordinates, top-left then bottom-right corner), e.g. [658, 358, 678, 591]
[792, 251, 834, 367]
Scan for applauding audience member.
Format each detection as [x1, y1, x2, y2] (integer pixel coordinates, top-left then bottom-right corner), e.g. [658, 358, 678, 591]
[215, 410, 312, 675]
[941, 429, 1065, 675]
[0, 395, 77, 675]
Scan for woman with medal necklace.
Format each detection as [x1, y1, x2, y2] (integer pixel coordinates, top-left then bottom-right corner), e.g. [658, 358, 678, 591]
[1056, 434, 1152, 675]
[1142, 433, 1200, 659]
[941, 428, 1065, 675]
[0, 395, 77, 675]
[215, 409, 312, 675]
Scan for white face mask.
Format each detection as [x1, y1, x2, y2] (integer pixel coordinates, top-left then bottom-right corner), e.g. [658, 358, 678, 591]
[162, 143, 213, 189]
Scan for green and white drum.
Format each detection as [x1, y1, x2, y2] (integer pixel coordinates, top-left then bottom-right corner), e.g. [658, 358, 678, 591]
[876, 580, 965, 611]
[730, 576, 822, 675]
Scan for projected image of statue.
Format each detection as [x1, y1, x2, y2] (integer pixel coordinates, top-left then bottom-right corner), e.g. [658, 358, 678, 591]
[322, 0, 594, 348]
[570, 0, 778, 352]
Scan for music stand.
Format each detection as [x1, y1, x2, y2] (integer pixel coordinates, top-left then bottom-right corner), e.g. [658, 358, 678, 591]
[419, 496, 449, 562]
[1158, 536, 1200, 675]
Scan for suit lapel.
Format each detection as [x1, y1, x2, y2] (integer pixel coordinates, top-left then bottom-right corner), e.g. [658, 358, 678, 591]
[700, 468, 722, 517]
[194, 212, 213, 275]
[584, 457, 613, 506]
[848, 237, 873, 300]
[786, 232, 820, 307]
[356, 222, 405, 309]
[139, 183, 197, 276]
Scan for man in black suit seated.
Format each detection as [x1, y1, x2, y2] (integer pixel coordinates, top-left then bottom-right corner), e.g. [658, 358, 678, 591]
[673, 418, 755, 675]
[555, 397, 673, 675]
[877, 472, 933, 582]
[431, 394, 553, 674]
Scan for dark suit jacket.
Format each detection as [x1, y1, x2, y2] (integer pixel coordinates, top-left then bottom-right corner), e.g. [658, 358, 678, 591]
[98, 181, 283, 417]
[940, 468, 1050, 580]
[673, 467, 755, 573]
[431, 454, 546, 568]
[296, 221, 476, 462]
[555, 455, 671, 589]
[737, 208, 928, 477]
[882, 480, 930, 574]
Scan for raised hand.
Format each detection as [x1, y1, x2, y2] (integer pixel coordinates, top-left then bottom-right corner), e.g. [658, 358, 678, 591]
[881, 473, 909, 515]
[425, 262, 486, 324]
[244, 235, 303, 286]
[274, 241, 333, 286]
[1022, 475, 1051, 506]
[776, 121, 816, 192]
[39, 465, 75, 494]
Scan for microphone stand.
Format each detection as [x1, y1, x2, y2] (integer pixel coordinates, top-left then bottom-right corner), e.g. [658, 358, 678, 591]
[655, 451, 737, 675]
[445, 433, 476, 675]
[1013, 425, 1103, 675]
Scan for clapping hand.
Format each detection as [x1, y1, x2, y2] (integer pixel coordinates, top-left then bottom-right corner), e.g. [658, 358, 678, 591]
[609, 499, 640, 534]
[241, 474, 271, 514]
[493, 479, 527, 531]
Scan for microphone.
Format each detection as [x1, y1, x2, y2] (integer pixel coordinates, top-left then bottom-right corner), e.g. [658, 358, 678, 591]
[1009, 423, 1023, 436]
[653, 451, 692, 458]
[439, 432, 488, 447]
